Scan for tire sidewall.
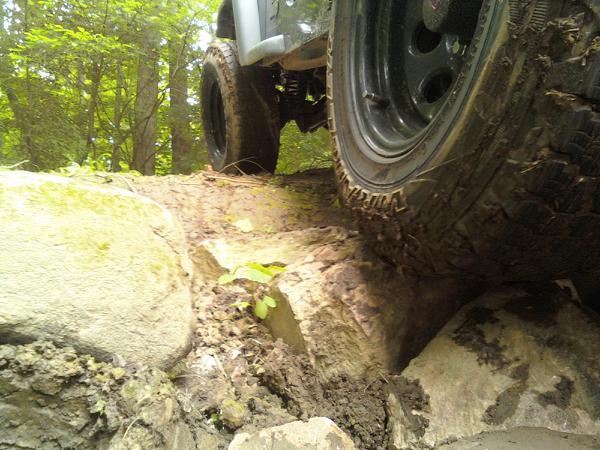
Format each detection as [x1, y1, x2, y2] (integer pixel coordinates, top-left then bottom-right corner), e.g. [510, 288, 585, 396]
[201, 47, 234, 171]
[201, 42, 281, 174]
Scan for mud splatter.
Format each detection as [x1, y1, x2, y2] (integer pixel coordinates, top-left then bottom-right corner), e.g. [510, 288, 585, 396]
[538, 376, 575, 409]
[388, 376, 430, 438]
[452, 307, 509, 370]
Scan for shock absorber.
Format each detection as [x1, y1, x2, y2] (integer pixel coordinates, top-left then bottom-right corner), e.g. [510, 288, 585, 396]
[282, 72, 305, 102]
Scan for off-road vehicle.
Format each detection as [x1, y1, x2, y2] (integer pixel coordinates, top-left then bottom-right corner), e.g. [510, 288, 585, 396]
[202, 0, 600, 282]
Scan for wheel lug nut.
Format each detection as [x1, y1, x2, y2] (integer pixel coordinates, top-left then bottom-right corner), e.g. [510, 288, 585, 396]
[362, 90, 390, 108]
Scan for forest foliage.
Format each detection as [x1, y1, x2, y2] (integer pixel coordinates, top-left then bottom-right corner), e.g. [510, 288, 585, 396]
[0, 0, 330, 175]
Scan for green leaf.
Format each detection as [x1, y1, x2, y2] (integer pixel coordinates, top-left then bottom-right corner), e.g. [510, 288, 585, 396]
[230, 301, 251, 311]
[266, 265, 286, 275]
[218, 273, 237, 285]
[254, 300, 269, 320]
[237, 267, 272, 284]
[246, 263, 286, 278]
[262, 295, 277, 308]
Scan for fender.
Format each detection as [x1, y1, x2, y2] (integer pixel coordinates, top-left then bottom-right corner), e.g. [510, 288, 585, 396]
[215, 0, 328, 67]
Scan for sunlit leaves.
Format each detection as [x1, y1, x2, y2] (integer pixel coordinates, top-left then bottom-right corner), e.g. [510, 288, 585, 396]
[218, 263, 286, 286]
[219, 263, 285, 320]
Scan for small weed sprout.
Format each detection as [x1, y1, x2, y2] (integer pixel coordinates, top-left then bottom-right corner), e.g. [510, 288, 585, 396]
[219, 263, 285, 319]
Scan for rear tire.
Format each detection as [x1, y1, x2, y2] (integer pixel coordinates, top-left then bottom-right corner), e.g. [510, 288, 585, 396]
[201, 42, 280, 174]
[329, 0, 600, 281]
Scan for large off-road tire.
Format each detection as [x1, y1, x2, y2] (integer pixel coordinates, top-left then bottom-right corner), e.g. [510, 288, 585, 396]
[201, 42, 280, 174]
[328, 0, 600, 281]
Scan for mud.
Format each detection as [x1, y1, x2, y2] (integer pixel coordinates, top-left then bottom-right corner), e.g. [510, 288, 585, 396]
[451, 307, 509, 370]
[387, 376, 431, 438]
[484, 382, 528, 426]
[180, 271, 389, 449]
[483, 363, 531, 425]
[502, 283, 566, 326]
[537, 376, 575, 410]
[260, 342, 389, 448]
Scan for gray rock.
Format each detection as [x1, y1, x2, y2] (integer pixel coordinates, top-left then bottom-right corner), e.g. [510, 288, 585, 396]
[220, 398, 250, 430]
[0, 171, 194, 369]
[266, 237, 474, 382]
[228, 417, 356, 450]
[387, 286, 600, 449]
[437, 427, 600, 450]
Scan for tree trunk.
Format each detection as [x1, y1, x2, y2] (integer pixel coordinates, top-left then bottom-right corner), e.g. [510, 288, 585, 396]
[111, 59, 124, 172]
[85, 57, 104, 163]
[3, 85, 39, 169]
[20, 0, 40, 169]
[132, 25, 160, 175]
[169, 35, 194, 174]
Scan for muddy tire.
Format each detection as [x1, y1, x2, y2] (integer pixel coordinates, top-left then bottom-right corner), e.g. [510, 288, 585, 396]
[328, 0, 600, 281]
[201, 42, 280, 174]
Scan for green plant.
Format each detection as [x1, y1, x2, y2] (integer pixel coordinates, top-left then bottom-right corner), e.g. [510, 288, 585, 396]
[219, 263, 285, 320]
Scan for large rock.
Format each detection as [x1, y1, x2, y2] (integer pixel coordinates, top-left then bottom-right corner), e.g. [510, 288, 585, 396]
[194, 227, 351, 280]
[266, 237, 478, 382]
[229, 417, 356, 450]
[387, 286, 600, 449]
[438, 428, 600, 450]
[0, 172, 194, 369]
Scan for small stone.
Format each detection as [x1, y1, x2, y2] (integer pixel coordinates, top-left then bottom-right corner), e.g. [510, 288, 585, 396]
[220, 399, 249, 430]
[228, 417, 356, 449]
[0, 346, 16, 361]
[111, 367, 126, 381]
[63, 352, 78, 362]
[214, 311, 228, 322]
[194, 354, 219, 375]
[31, 378, 63, 396]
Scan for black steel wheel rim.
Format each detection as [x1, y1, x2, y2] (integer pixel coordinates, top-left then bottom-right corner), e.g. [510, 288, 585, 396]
[209, 82, 227, 159]
[350, 0, 481, 160]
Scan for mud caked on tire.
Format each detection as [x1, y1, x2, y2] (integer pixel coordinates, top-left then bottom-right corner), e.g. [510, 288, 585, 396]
[329, 0, 600, 281]
[201, 42, 280, 174]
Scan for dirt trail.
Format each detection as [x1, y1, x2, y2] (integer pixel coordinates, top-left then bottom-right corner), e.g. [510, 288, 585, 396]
[130, 169, 391, 449]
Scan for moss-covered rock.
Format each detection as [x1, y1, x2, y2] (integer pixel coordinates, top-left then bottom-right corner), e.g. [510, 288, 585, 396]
[0, 171, 194, 369]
